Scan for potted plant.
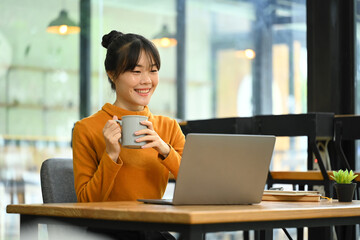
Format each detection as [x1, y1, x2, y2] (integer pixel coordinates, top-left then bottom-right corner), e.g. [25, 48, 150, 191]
[331, 169, 358, 202]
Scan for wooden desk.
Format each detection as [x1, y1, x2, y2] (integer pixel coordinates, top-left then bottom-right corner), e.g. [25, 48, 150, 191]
[7, 200, 360, 240]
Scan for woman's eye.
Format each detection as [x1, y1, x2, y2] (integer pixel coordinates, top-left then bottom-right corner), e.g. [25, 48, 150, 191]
[151, 69, 158, 73]
[132, 71, 141, 74]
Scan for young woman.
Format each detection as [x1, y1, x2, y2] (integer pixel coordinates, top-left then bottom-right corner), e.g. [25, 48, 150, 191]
[72, 30, 185, 240]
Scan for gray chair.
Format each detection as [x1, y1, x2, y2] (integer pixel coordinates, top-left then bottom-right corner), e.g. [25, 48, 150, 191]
[40, 158, 77, 203]
[40, 158, 86, 239]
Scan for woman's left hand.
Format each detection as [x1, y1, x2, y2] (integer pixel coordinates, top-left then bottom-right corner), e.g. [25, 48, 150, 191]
[135, 120, 170, 158]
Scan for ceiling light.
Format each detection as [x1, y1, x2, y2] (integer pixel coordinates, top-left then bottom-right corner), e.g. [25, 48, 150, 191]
[152, 25, 177, 48]
[235, 49, 256, 60]
[47, 10, 80, 35]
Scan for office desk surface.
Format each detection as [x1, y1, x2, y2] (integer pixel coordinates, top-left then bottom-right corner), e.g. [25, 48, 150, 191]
[7, 200, 360, 225]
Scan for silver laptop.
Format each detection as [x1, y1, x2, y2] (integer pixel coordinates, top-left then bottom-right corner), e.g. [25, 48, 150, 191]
[138, 133, 276, 205]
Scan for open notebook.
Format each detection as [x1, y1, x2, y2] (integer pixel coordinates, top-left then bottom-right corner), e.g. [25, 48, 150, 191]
[138, 133, 276, 205]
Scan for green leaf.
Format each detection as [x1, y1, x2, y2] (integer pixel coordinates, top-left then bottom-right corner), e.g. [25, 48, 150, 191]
[332, 169, 358, 184]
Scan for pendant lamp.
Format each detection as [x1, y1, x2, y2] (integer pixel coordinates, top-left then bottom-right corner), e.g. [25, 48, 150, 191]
[235, 49, 256, 60]
[47, 9, 80, 35]
[152, 25, 177, 48]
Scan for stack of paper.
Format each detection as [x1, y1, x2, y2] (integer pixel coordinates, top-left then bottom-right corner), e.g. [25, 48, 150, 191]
[262, 190, 321, 202]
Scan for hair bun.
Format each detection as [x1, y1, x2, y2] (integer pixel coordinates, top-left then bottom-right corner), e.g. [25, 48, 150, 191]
[101, 30, 123, 49]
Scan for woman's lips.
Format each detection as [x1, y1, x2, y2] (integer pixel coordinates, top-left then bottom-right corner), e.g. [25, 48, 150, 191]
[135, 88, 151, 96]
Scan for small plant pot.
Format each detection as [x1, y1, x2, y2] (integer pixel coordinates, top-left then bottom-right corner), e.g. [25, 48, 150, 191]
[334, 183, 356, 202]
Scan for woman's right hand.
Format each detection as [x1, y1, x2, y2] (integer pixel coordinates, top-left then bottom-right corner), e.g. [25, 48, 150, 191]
[103, 115, 121, 162]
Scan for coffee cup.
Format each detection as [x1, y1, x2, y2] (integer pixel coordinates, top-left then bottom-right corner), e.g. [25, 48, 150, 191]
[116, 115, 148, 149]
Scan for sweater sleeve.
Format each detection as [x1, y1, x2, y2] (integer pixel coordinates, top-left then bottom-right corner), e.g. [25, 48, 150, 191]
[72, 121, 122, 202]
[160, 119, 185, 179]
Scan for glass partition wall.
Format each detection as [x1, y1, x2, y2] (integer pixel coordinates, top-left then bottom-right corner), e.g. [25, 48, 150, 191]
[0, 0, 306, 239]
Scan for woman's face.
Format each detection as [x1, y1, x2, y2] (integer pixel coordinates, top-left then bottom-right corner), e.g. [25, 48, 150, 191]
[112, 50, 159, 111]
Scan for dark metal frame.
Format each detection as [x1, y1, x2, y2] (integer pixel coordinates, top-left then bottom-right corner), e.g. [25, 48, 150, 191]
[307, 0, 356, 195]
[334, 116, 360, 170]
[79, 0, 91, 119]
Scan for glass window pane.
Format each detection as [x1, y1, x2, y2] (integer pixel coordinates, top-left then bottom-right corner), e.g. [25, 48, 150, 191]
[93, 0, 177, 117]
[0, 1, 80, 237]
[8, 108, 43, 136]
[186, 0, 306, 119]
[186, 0, 307, 173]
[0, 107, 5, 134]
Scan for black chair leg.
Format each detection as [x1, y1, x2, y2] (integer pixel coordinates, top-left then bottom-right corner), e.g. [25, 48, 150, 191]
[243, 230, 249, 240]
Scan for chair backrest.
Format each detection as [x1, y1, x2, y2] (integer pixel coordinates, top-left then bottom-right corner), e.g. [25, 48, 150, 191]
[40, 158, 77, 203]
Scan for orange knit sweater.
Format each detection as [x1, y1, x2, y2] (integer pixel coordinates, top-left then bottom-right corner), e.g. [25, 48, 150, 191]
[72, 103, 185, 202]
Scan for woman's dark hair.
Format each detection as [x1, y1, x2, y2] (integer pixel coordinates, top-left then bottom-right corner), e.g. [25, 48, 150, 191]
[101, 30, 161, 90]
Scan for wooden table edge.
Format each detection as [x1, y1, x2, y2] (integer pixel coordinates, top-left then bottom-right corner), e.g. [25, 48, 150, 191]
[7, 200, 360, 225]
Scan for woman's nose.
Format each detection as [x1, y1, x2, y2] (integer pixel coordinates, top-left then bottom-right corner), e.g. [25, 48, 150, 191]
[140, 73, 152, 84]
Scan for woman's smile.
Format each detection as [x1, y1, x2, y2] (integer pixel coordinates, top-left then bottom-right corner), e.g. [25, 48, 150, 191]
[135, 88, 151, 96]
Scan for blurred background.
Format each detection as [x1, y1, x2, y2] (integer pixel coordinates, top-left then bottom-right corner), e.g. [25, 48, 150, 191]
[1, 0, 360, 239]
